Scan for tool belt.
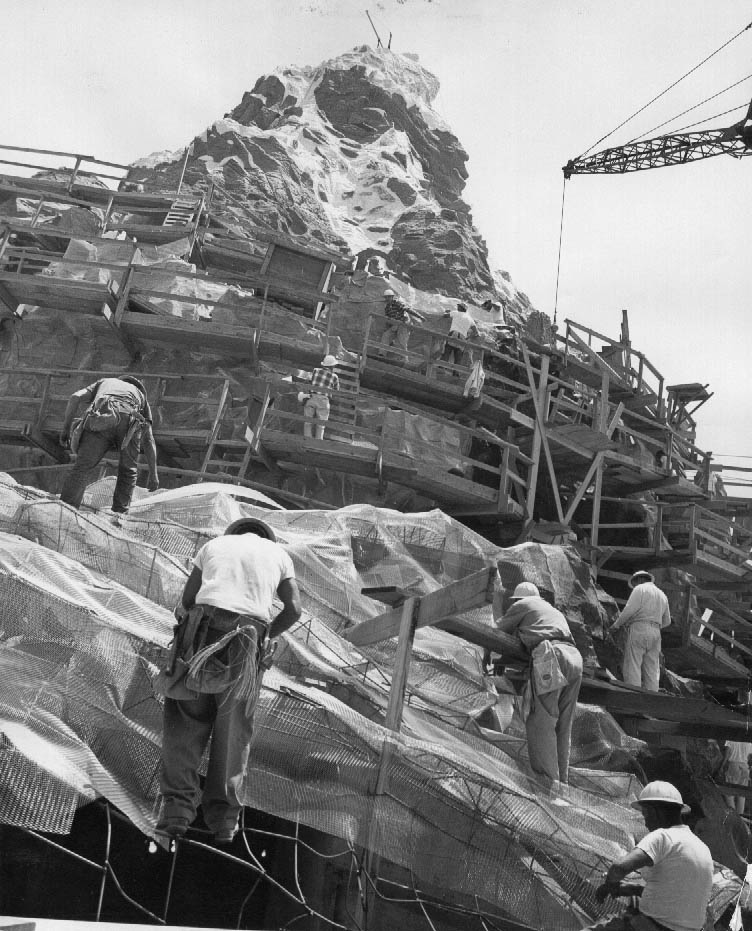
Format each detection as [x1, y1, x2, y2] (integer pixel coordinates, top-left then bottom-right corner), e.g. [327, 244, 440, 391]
[156, 605, 274, 705]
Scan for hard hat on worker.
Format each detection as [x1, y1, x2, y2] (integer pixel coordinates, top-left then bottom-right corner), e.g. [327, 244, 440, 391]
[631, 781, 690, 814]
[629, 570, 655, 587]
[225, 517, 277, 542]
[320, 354, 338, 367]
[510, 582, 540, 600]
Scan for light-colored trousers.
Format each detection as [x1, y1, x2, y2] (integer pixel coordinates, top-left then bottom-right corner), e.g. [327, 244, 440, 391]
[622, 621, 661, 691]
[526, 641, 583, 784]
[304, 393, 330, 440]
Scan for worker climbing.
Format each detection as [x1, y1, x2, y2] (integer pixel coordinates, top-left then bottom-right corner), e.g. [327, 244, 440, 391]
[495, 581, 583, 786]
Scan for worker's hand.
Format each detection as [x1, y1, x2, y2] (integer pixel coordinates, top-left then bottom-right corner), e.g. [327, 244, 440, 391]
[594, 882, 612, 903]
[59, 430, 69, 449]
[174, 604, 189, 623]
[147, 474, 160, 492]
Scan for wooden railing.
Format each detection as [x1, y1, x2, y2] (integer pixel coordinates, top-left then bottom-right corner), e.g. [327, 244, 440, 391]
[580, 497, 752, 574]
[0, 143, 130, 189]
[257, 388, 532, 513]
[560, 318, 665, 417]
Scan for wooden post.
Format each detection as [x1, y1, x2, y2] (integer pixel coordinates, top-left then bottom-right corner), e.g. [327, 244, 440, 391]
[361, 315, 373, 375]
[590, 370, 609, 579]
[654, 504, 664, 557]
[67, 156, 82, 191]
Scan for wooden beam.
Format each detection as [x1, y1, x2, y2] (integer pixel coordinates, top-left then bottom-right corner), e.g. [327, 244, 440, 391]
[578, 677, 752, 728]
[343, 566, 497, 647]
[521, 346, 563, 522]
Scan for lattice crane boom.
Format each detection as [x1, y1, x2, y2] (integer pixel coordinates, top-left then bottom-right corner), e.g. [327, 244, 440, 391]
[563, 101, 752, 178]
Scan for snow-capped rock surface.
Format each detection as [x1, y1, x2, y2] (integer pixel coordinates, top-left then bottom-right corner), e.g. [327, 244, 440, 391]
[130, 45, 533, 312]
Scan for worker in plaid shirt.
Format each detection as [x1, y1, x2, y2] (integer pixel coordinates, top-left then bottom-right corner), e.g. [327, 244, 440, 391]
[379, 289, 424, 362]
[303, 354, 340, 439]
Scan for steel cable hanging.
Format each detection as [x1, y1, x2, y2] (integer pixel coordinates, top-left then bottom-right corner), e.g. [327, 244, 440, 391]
[553, 176, 567, 327]
[577, 18, 752, 159]
[627, 73, 752, 143]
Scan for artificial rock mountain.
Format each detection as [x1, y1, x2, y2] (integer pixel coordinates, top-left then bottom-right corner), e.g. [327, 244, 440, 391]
[130, 45, 534, 315]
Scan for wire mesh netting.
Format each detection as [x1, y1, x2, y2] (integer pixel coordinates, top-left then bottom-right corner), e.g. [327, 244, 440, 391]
[0, 472, 725, 928]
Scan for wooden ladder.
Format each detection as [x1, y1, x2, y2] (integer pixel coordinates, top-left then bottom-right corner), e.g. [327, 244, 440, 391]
[163, 197, 199, 228]
[328, 359, 360, 439]
[199, 381, 253, 480]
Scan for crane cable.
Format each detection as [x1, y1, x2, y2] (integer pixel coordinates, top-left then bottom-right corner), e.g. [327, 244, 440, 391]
[552, 176, 567, 327]
[577, 18, 752, 160]
[627, 72, 752, 143]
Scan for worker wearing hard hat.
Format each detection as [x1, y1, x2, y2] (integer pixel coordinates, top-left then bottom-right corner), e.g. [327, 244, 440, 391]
[588, 781, 713, 931]
[156, 517, 301, 844]
[495, 581, 582, 785]
[610, 570, 671, 692]
[303, 354, 340, 440]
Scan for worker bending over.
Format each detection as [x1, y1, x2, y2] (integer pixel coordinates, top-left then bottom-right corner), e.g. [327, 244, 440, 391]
[611, 571, 671, 692]
[586, 781, 713, 931]
[59, 375, 159, 513]
[157, 517, 301, 843]
[496, 581, 582, 785]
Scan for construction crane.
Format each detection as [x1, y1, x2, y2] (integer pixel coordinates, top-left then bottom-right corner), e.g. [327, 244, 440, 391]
[563, 99, 752, 177]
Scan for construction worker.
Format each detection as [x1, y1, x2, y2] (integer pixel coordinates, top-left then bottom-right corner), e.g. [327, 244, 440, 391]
[589, 781, 713, 931]
[496, 581, 582, 785]
[379, 289, 424, 362]
[157, 517, 302, 843]
[303, 354, 339, 440]
[441, 302, 478, 369]
[610, 571, 671, 692]
[59, 375, 159, 513]
[719, 740, 752, 815]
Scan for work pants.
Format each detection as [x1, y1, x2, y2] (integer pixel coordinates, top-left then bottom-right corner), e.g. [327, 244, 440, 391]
[726, 760, 749, 815]
[60, 412, 140, 512]
[441, 334, 466, 369]
[160, 635, 262, 835]
[622, 621, 661, 691]
[380, 320, 410, 359]
[303, 393, 330, 440]
[526, 641, 582, 783]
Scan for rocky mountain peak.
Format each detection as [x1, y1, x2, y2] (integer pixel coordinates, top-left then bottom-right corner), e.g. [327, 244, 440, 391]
[131, 45, 533, 314]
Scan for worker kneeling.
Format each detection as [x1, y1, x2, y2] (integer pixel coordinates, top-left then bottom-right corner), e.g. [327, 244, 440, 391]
[584, 781, 713, 931]
[496, 582, 582, 784]
[156, 517, 301, 843]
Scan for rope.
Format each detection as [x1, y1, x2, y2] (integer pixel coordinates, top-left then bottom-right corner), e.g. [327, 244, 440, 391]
[667, 102, 750, 135]
[577, 19, 752, 159]
[552, 177, 567, 327]
[627, 73, 752, 143]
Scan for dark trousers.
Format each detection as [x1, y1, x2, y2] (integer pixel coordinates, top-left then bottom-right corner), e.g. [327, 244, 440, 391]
[60, 413, 139, 512]
[161, 688, 257, 834]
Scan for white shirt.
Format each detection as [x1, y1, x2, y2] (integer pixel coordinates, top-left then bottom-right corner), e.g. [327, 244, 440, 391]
[194, 534, 295, 622]
[637, 825, 713, 931]
[726, 741, 752, 764]
[612, 582, 671, 631]
[448, 310, 473, 337]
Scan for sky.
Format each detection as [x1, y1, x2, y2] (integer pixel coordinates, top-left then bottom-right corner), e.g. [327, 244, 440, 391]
[5, 0, 752, 486]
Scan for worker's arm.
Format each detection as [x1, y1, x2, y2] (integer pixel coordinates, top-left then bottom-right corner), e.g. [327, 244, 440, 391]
[141, 423, 160, 491]
[496, 601, 525, 636]
[176, 567, 203, 620]
[611, 588, 641, 632]
[269, 578, 302, 638]
[660, 597, 671, 629]
[59, 385, 96, 446]
[596, 847, 653, 901]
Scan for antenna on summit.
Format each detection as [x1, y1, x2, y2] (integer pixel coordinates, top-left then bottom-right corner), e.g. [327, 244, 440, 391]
[365, 10, 383, 48]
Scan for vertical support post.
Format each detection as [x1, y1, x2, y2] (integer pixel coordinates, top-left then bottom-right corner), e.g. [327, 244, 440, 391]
[357, 594, 420, 930]
[688, 505, 697, 558]
[497, 444, 510, 513]
[361, 315, 373, 375]
[654, 504, 664, 556]
[67, 156, 83, 191]
[590, 370, 609, 579]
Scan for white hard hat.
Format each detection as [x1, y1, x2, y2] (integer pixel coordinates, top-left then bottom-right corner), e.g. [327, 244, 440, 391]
[320, 354, 338, 367]
[383, 289, 395, 297]
[510, 582, 540, 600]
[631, 781, 690, 814]
[225, 517, 276, 542]
[629, 570, 655, 588]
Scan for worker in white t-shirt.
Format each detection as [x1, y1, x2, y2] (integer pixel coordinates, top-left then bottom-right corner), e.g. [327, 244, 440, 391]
[610, 570, 671, 691]
[157, 517, 301, 844]
[587, 781, 713, 931]
[441, 302, 478, 369]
